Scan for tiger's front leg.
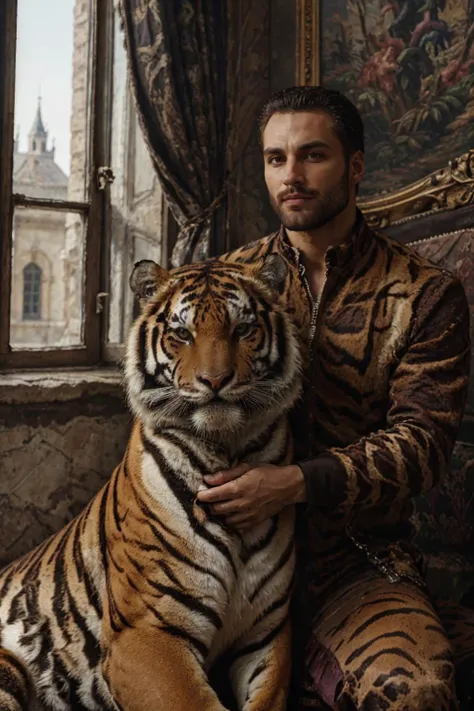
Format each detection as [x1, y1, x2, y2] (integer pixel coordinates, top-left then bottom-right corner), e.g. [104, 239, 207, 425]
[102, 628, 229, 711]
[229, 617, 291, 711]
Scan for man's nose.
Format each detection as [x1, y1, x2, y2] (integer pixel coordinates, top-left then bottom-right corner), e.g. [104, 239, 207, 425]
[283, 159, 305, 186]
[196, 369, 234, 392]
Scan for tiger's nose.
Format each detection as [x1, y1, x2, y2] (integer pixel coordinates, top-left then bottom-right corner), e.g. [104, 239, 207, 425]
[196, 370, 234, 392]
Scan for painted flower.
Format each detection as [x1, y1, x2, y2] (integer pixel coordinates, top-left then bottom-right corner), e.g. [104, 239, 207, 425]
[440, 59, 474, 88]
[358, 38, 404, 93]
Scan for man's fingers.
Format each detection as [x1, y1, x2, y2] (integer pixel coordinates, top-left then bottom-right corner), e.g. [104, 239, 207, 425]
[210, 500, 244, 515]
[204, 462, 252, 486]
[196, 481, 238, 504]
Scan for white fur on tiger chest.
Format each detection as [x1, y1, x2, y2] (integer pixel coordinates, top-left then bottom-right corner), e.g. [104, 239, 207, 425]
[206, 512, 294, 668]
[141, 436, 295, 666]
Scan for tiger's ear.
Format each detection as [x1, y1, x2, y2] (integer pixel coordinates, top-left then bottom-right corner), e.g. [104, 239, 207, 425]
[129, 260, 170, 303]
[253, 253, 288, 294]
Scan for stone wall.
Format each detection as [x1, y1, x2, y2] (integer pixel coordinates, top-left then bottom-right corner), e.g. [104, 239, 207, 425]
[68, 0, 91, 204]
[60, 0, 95, 345]
[0, 371, 130, 567]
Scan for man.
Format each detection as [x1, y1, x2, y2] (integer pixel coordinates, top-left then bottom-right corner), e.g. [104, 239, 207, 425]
[197, 87, 472, 709]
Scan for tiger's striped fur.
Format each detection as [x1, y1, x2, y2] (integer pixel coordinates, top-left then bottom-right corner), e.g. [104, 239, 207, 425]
[0, 255, 303, 711]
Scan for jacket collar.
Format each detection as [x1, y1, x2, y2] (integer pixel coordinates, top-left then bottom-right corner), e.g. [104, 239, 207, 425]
[276, 208, 373, 269]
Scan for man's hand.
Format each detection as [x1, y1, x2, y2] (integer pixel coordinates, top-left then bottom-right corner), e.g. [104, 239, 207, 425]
[196, 463, 306, 531]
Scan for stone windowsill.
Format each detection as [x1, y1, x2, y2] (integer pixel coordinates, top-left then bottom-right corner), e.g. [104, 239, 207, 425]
[0, 368, 125, 405]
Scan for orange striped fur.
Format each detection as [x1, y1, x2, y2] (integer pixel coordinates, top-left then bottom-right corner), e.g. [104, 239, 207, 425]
[0, 255, 303, 711]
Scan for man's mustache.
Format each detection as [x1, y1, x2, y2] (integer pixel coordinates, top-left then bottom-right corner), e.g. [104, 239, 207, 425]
[278, 188, 317, 202]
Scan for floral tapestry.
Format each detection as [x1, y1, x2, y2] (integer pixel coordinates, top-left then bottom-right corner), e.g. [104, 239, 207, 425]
[321, 0, 474, 198]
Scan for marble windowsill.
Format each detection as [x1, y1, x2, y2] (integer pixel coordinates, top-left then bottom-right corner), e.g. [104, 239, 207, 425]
[0, 368, 124, 405]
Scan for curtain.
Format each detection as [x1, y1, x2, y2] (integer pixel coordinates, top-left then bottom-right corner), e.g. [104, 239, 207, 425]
[120, 0, 228, 266]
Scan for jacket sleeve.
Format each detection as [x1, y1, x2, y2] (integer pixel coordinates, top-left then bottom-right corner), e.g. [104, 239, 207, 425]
[297, 273, 471, 515]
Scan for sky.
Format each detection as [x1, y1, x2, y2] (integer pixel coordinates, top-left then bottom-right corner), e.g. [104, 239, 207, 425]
[14, 0, 75, 175]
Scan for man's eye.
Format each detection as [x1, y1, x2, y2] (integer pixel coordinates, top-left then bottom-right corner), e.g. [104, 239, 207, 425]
[174, 327, 193, 342]
[268, 156, 285, 166]
[308, 152, 324, 161]
[234, 323, 254, 339]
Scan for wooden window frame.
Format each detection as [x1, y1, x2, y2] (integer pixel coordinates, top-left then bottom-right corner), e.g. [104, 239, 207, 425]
[0, 0, 114, 370]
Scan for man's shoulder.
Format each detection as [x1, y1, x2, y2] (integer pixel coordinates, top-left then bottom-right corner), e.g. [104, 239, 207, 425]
[365, 226, 468, 344]
[219, 231, 281, 264]
[371, 227, 458, 286]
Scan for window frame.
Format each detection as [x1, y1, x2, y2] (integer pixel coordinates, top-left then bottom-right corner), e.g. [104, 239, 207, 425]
[0, 0, 114, 370]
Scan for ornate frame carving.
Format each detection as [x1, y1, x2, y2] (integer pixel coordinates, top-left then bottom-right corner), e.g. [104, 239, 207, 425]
[295, 0, 474, 228]
[296, 0, 320, 86]
[362, 151, 474, 229]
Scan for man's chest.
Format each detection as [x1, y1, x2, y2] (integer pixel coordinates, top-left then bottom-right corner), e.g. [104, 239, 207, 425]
[289, 273, 414, 450]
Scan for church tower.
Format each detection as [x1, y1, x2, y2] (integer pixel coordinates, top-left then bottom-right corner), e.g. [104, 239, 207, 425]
[13, 98, 67, 200]
[27, 97, 54, 158]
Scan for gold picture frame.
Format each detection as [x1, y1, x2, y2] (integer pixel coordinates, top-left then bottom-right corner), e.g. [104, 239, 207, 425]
[296, 0, 320, 87]
[295, 0, 474, 228]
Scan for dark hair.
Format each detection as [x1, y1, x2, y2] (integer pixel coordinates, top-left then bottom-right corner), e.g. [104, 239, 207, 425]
[258, 86, 364, 157]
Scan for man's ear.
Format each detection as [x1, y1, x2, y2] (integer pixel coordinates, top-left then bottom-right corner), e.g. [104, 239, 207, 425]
[252, 253, 288, 294]
[129, 260, 171, 305]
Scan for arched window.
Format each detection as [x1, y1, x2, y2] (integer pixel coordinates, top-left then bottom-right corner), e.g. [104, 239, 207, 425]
[23, 263, 42, 320]
[32, 140, 36, 151]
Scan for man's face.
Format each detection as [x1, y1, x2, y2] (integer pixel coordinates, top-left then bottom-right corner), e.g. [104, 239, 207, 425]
[262, 111, 362, 231]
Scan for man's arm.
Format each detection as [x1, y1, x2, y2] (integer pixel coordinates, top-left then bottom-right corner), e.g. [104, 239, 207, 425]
[298, 273, 470, 515]
[197, 273, 470, 529]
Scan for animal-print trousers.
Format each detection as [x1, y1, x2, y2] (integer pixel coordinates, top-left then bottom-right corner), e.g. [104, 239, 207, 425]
[288, 550, 474, 711]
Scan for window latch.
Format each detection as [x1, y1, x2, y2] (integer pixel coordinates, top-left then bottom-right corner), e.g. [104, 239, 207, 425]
[97, 166, 115, 191]
[96, 292, 109, 314]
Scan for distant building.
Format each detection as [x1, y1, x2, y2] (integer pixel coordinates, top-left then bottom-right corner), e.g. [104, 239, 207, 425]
[10, 100, 72, 348]
[13, 100, 68, 200]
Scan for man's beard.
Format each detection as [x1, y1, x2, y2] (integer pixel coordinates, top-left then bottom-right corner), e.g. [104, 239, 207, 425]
[270, 168, 350, 231]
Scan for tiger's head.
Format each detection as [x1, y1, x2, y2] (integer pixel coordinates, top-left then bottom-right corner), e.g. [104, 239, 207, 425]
[125, 255, 302, 441]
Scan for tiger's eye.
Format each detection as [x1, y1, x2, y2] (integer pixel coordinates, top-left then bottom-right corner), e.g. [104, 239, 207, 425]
[234, 323, 254, 339]
[174, 327, 193, 342]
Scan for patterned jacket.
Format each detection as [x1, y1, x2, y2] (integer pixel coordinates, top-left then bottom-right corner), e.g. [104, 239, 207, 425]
[221, 211, 470, 556]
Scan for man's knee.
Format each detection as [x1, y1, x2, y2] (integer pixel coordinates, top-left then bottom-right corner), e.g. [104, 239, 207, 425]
[338, 663, 458, 710]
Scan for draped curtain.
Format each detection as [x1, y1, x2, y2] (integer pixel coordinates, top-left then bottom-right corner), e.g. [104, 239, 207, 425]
[120, 0, 228, 266]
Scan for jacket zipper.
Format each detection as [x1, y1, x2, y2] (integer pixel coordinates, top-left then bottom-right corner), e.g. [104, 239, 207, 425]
[297, 256, 329, 348]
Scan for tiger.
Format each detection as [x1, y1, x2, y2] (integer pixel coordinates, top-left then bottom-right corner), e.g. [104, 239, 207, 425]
[0, 253, 305, 711]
